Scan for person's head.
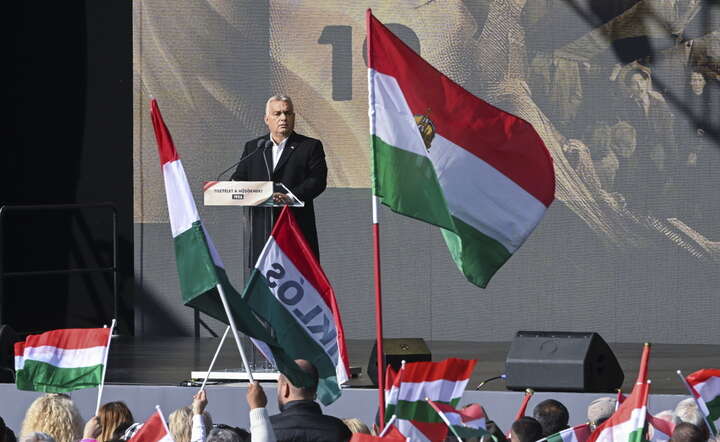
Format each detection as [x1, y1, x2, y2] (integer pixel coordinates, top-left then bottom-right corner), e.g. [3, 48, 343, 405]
[689, 71, 706, 96]
[19, 433, 55, 442]
[669, 422, 707, 442]
[264, 95, 295, 142]
[673, 398, 704, 427]
[342, 418, 371, 434]
[20, 394, 82, 442]
[206, 428, 240, 442]
[587, 397, 617, 430]
[533, 399, 569, 437]
[611, 121, 637, 159]
[168, 407, 211, 442]
[276, 359, 319, 409]
[97, 402, 133, 442]
[629, 69, 651, 98]
[510, 417, 543, 442]
[1, 417, 17, 442]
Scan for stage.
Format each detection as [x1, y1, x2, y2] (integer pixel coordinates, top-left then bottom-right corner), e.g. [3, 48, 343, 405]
[1, 337, 714, 433]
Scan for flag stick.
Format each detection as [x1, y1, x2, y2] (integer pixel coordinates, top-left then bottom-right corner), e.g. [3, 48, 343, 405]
[155, 405, 172, 435]
[378, 415, 398, 437]
[216, 284, 255, 382]
[676, 370, 716, 436]
[507, 388, 534, 438]
[199, 326, 231, 392]
[95, 319, 116, 415]
[426, 398, 462, 442]
[366, 7, 386, 427]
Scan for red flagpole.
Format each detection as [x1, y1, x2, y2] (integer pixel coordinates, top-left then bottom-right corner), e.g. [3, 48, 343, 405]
[367, 8, 386, 426]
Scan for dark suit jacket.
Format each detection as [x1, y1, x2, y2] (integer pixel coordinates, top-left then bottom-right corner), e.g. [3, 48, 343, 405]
[230, 132, 327, 264]
[270, 400, 352, 442]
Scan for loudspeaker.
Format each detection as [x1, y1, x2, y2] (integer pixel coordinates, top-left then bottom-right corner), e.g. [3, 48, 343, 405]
[367, 338, 431, 386]
[505, 331, 623, 392]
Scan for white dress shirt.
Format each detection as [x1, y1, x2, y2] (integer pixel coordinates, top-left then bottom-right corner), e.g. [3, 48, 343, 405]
[271, 136, 289, 170]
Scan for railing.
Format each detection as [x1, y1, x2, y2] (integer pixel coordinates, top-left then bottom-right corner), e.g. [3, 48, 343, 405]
[0, 203, 119, 329]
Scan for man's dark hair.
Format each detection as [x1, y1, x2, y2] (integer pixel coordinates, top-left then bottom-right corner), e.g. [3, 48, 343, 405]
[533, 399, 570, 437]
[511, 417, 543, 442]
[669, 422, 708, 442]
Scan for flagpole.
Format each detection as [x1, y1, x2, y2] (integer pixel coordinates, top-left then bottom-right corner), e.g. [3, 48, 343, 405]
[507, 388, 534, 439]
[676, 370, 716, 436]
[215, 284, 255, 382]
[378, 415, 397, 437]
[155, 405, 172, 435]
[366, 7, 386, 426]
[95, 319, 116, 415]
[199, 326, 231, 392]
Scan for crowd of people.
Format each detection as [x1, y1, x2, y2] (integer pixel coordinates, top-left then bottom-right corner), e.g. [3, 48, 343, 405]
[0, 360, 716, 442]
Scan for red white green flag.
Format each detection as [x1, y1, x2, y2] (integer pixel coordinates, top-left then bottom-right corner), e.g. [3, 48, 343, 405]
[686, 369, 720, 436]
[242, 206, 350, 405]
[646, 413, 674, 442]
[366, 10, 555, 288]
[14, 327, 111, 393]
[427, 399, 488, 440]
[129, 408, 173, 442]
[150, 99, 311, 389]
[539, 424, 592, 442]
[587, 380, 650, 442]
[384, 358, 477, 442]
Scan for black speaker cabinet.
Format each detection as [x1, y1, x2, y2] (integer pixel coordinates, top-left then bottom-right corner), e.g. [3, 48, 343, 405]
[505, 331, 623, 392]
[367, 338, 431, 386]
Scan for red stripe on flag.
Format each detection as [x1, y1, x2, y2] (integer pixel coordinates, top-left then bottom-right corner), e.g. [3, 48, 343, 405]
[150, 99, 180, 166]
[587, 381, 650, 442]
[129, 412, 168, 442]
[647, 412, 675, 438]
[687, 369, 720, 386]
[412, 421, 449, 441]
[271, 207, 350, 377]
[398, 358, 476, 383]
[14, 328, 110, 354]
[368, 14, 554, 207]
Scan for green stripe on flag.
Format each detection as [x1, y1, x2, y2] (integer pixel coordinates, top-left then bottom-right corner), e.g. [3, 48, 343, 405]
[16, 360, 103, 393]
[242, 269, 341, 405]
[452, 426, 488, 439]
[174, 221, 219, 302]
[441, 216, 512, 288]
[546, 432, 565, 442]
[707, 396, 720, 420]
[372, 135, 455, 231]
[395, 399, 461, 423]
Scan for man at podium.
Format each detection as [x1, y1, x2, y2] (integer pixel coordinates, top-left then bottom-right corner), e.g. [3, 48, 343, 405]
[231, 95, 327, 264]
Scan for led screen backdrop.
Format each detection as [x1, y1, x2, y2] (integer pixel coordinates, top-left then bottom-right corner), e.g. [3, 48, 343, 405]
[133, 0, 719, 343]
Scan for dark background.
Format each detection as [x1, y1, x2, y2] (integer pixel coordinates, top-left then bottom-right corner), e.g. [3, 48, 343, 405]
[3, 1, 133, 335]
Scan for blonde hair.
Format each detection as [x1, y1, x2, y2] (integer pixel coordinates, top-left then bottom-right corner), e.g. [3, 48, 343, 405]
[97, 402, 133, 442]
[21, 394, 83, 442]
[168, 407, 212, 442]
[343, 418, 371, 434]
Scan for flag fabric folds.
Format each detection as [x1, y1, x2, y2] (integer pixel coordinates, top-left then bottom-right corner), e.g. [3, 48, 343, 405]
[686, 369, 720, 436]
[646, 413, 674, 442]
[384, 358, 477, 442]
[366, 10, 555, 288]
[129, 409, 173, 442]
[427, 399, 489, 440]
[242, 206, 350, 405]
[149, 99, 310, 389]
[538, 424, 592, 442]
[14, 327, 111, 393]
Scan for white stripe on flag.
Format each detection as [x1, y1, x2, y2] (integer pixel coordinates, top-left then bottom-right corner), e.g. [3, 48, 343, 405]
[163, 160, 200, 238]
[15, 345, 107, 369]
[397, 378, 469, 402]
[595, 407, 647, 442]
[694, 378, 720, 402]
[255, 238, 340, 367]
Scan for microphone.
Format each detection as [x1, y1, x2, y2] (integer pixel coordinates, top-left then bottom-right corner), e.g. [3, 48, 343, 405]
[475, 373, 506, 390]
[216, 138, 271, 181]
[261, 139, 273, 181]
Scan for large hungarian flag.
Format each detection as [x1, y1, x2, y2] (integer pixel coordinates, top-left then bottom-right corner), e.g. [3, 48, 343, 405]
[686, 369, 720, 436]
[427, 399, 489, 440]
[14, 327, 111, 393]
[385, 358, 476, 441]
[149, 99, 310, 388]
[242, 206, 349, 405]
[538, 424, 592, 442]
[366, 10, 555, 288]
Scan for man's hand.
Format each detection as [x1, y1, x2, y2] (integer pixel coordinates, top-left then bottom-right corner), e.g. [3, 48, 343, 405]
[272, 192, 291, 204]
[192, 390, 208, 415]
[83, 416, 101, 439]
[247, 382, 267, 409]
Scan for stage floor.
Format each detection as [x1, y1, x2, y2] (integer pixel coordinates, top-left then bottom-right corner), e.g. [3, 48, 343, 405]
[104, 337, 718, 394]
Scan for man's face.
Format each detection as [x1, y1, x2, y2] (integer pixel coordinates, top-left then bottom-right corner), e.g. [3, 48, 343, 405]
[629, 73, 649, 98]
[690, 72, 706, 95]
[265, 99, 295, 141]
[276, 375, 288, 409]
